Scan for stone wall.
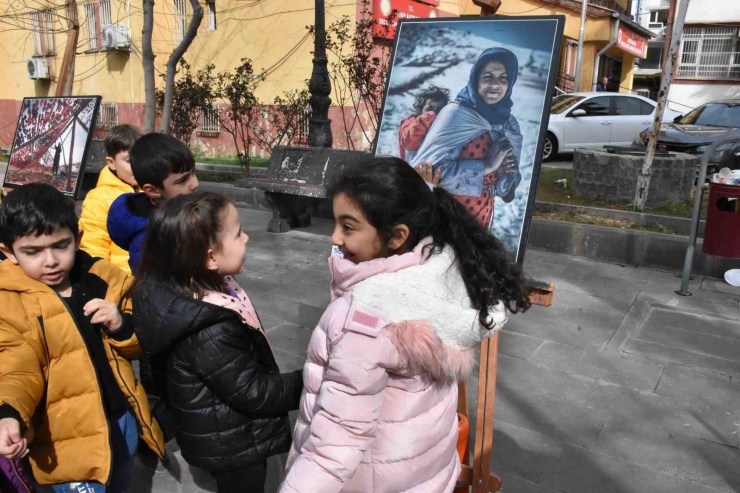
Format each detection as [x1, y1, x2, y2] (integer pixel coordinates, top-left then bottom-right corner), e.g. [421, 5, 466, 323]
[573, 149, 698, 207]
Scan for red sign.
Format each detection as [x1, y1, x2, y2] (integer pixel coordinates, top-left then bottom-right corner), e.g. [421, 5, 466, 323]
[617, 25, 648, 58]
[373, 0, 454, 40]
[416, 0, 440, 5]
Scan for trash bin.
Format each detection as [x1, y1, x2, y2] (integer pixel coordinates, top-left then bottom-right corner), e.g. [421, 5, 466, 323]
[702, 182, 740, 258]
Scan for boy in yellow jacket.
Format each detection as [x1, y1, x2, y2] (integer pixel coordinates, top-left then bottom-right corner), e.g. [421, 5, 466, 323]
[79, 125, 140, 275]
[0, 183, 164, 492]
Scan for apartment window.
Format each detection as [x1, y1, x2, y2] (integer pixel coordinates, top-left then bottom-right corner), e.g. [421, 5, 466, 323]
[96, 103, 118, 129]
[84, 2, 102, 50]
[174, 0, 187, 43]
[678, 26, 740, 80]
[648, 9, 668, 29]
[100, 0, 112, 26]
[198, 105, 220, 134]
[207, 0, 216, 30]
[30, 10, 55, 56]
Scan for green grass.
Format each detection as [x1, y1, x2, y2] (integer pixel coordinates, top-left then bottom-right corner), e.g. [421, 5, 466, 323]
[535, 168, 706, 219]
[193, 154, 269, 168]
[0, 154, 8, 163]
[534, 210, 688, 236]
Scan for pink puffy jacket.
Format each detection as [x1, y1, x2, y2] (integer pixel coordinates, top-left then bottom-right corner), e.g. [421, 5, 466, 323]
[279, 240, 508, 493]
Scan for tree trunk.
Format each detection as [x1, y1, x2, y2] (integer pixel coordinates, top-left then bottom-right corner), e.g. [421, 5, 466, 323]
[142, 0, 156, 133]
[159, 0, 203, 134]
[56, 0, 79, 96]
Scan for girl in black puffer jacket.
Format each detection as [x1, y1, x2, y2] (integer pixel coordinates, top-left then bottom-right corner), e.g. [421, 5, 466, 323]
[130, 192, 303, 493]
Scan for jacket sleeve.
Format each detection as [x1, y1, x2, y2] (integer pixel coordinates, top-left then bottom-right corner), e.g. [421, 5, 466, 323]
[0, 321, 45, 428]
[101, 264, 143, 360]
[399, 112, 437, 154]
[190, 324, 303, 415]
[79, 190, 113, 261]
[279, 329, 394, 493]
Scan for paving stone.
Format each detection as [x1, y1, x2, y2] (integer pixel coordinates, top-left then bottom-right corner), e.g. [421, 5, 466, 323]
[495, 381, 608, 448]
[622, 338, 740, 379]
[701, 278, 740, 296]
[591, 417, 740, 492]
[493, 422, 728, 493]
[247, 289, 325, 329]
[585, 382, 738, 447]
[273, 348, 307, 373]
[498, 354, 594, 406]
[497, 470, 564, 493]
[634, 321, 740, 367]
[550, 288, 632, 317]
[506, 304, 623, 350]
[498, 330, 544, 360]
[638, 281, 740, 319]
[239, 270, 331, 309]
[530, 341, 664, 392]
[266, 323, 315, 357]
[646, 308, 740, 341]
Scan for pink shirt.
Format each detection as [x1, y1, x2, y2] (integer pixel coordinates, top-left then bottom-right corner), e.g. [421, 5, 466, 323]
[201, 276, 262, 330]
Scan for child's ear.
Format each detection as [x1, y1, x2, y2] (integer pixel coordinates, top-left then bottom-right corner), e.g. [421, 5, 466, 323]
[387, 224, 410, 252]
[105, 156, 116, 171]
[205, 248, 219, 272]
[142, 184, 163, 202]
[0, 243, 18, 265]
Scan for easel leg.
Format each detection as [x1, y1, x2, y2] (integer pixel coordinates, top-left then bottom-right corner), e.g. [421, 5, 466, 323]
[472, 333, 501, 493]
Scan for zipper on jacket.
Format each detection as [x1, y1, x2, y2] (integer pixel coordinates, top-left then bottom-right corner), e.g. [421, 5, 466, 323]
[9, 460, 32, 493]
[55, 293, 115, 486]
[36, 316, 51, 371]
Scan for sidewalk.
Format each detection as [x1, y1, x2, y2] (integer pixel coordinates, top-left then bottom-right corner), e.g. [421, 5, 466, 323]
[42, 209, 740, 492]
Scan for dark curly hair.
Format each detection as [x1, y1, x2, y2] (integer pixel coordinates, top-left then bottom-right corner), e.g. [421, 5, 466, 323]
[329, 157, 530, 329]
[412, 85, 450, 115]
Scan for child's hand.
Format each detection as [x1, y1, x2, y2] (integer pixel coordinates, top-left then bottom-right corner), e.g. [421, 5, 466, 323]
[414, 162, 442, 186]
[84, 299, 123, 331]
[0, 418, 29, 460]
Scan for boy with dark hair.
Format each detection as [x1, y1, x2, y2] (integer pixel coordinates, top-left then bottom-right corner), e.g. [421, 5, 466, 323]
[0, 183, 164, 493]
[107, 133, 199, 275]
[398, 85, 450, 161]
[79, 124, 141, 274]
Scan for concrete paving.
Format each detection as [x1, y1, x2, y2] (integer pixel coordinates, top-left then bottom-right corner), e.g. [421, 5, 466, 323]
[37, 209, 740, 492]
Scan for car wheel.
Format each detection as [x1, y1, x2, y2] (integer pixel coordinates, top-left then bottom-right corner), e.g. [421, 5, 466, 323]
[543, 133, 558, 162]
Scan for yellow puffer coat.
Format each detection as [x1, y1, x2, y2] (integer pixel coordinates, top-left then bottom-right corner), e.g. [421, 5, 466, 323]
[0, 253, 164, 485]
[79, 166, 136, 275]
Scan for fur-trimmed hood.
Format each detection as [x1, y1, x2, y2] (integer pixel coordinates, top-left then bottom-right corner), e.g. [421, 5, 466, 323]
[329, 240, 507, 383]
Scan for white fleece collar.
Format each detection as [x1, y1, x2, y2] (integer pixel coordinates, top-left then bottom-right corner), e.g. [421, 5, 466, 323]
[351, 247, 506, 351]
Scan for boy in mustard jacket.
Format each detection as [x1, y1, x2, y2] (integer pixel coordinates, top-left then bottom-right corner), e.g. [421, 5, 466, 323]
[0, 183, 164, 493]
[79, 125, 141, 275]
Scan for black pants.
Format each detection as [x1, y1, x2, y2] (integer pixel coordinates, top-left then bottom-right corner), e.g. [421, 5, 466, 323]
[212, 462, 268, 493]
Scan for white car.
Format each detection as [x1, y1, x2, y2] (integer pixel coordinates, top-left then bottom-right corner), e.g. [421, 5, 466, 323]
[544, 92, 683, 161]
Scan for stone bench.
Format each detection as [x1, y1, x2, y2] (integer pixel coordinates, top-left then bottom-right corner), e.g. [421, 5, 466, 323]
[235, 146, 371, 232]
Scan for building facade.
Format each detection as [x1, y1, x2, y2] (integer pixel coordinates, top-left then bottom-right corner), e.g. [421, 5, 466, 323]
[0, 0, 462, 155]
[461, 0, 653, 95]
[667, 0, 740, 112]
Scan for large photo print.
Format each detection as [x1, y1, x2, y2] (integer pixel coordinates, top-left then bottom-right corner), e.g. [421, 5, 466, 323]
[2, 96, 100, 196]
[375, 17, 564, 262]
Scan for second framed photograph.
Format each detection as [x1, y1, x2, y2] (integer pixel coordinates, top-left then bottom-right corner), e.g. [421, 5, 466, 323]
[374, 16, 565, 263]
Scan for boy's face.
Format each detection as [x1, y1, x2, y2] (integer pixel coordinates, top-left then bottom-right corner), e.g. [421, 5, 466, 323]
[106, 150, 137, 187]
[0, 226, 80, 292]
[142, 170, 199, 203]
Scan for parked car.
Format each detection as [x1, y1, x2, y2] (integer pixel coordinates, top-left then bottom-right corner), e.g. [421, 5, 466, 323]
[632, 100, 740, 174]
[544, 92, 682, 161]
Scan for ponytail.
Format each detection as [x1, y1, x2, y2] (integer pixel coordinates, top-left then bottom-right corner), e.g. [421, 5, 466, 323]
[329, 157, 530, 330]
[431, 186, 530, 328]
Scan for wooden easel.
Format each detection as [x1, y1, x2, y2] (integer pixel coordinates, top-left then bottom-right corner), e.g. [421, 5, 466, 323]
[455, 281, 554, 492]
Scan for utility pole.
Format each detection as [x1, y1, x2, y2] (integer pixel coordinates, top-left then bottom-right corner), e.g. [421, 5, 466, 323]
[307, 0, 333, 148]
[634, 0, 690, 211]
[661, 0, 677, 72]
[574, 0, 588, 92]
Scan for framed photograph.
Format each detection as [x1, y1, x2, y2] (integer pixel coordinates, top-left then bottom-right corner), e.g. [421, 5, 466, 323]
[2, 96, 101, 197]
[374, 16, 565, 263]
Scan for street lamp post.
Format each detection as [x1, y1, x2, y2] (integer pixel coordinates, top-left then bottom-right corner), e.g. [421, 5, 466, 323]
[308, 0, 333, 148]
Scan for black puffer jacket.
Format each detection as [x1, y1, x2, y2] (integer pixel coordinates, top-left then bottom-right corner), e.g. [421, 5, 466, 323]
[133, 280, 303, 472]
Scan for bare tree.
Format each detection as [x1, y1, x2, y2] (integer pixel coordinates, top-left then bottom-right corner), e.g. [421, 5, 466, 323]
[142, 0, 156, 132]
[250, 89, 311, 153]
[56, 0, 79, 96]
[159, 0, 203, 134]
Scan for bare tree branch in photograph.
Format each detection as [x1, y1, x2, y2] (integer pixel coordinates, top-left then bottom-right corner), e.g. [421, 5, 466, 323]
[159, 0, 203, 134]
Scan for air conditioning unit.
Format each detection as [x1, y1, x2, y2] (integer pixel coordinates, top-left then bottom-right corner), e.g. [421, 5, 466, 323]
[26, 58, 50, 80]
[102, 24, 131, 51]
